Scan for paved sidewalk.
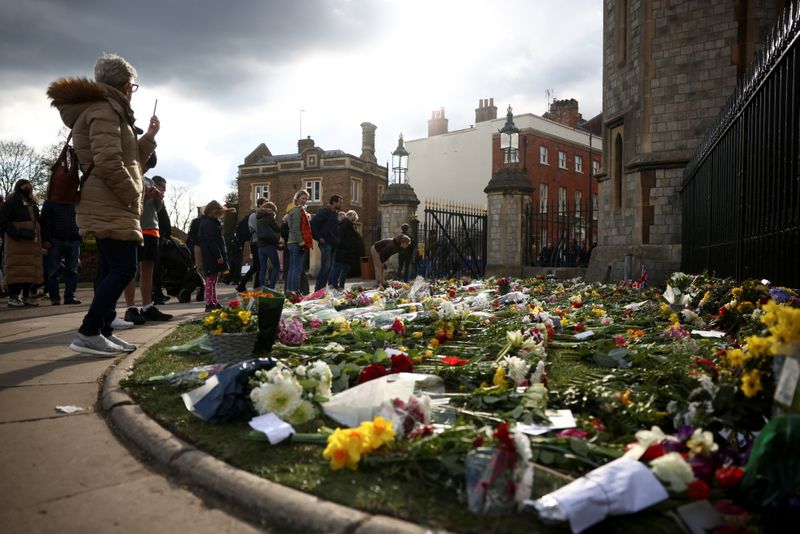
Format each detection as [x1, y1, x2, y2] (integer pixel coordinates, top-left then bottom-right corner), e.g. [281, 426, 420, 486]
[0, 281, 427, 534]
[0, 286, 263, 533]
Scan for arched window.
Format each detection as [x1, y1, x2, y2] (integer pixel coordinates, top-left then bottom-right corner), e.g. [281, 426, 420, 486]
[614, 133, 623, 210]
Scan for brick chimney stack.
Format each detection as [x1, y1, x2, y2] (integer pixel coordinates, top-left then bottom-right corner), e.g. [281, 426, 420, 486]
[475, 97, 498, 123]
[427, 108, 448, 137]
[297, 136, 315, 153]
[543, 98, 583, 128]
[360, 122, 377, 163]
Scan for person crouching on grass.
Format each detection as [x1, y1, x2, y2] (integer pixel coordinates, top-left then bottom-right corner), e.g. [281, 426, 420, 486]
[197, 200, 231, 311]
[369, 234, 412, 287]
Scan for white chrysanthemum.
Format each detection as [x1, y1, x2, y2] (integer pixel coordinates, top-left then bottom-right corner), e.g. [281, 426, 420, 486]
[294, 365, 307, 377]
[438, 300, 456, 319]
[505, 356, 530, 386]
[285, 400, 316, 425]
[309, 360, 333, 398]
[249, 380, 303, 418]
[264, 363, 293, 383]
[324, 342, 346, 352]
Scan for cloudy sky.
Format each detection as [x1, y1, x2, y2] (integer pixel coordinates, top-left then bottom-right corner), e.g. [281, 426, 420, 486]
[0, 0, 603, 207]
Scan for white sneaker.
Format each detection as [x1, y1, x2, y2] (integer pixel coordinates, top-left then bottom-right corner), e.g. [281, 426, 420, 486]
[69, 333, 124, 356]
[105, 334, 137, 353]
[110, 317, 134, 330]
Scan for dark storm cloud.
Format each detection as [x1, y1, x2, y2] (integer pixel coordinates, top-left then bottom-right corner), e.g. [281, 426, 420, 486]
[0, 0, 384, 99]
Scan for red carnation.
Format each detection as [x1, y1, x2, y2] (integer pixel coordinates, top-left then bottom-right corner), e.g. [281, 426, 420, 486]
[230, 300, 240, 307]
[357, 363, 388, 384]
[442, 356, 468, 366]
[390, 353, 414, 374]
[686, 479, 710, 500]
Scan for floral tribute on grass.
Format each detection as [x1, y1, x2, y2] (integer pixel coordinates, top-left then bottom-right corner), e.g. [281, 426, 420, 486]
[143, 274, 800, 532]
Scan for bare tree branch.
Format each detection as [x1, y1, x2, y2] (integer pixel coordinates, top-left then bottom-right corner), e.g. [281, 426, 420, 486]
[165, 183, 200, 234]
[0, 139, 48, 198]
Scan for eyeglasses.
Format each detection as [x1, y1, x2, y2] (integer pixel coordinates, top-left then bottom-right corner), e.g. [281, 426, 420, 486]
[130, 83, 139, 93]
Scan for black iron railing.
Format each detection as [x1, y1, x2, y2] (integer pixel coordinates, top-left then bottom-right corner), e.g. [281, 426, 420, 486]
[681, 3, 800, 287]
[525, 202, 598, 267]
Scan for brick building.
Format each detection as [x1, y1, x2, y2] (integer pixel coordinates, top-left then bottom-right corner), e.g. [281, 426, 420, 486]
[407, 98, 602, 221]
[588, 0, 784, 284]
[236, 122, 388, 268]
[491, 99, 602, 254]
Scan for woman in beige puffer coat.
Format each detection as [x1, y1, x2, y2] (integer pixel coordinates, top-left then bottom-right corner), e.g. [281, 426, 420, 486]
[47, 77, 155, 243]
[46, 53, 160, 356]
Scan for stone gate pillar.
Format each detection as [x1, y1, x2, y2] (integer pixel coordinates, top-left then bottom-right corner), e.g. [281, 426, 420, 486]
[378, 183, 420, 275]
[484, 167, 534, 277]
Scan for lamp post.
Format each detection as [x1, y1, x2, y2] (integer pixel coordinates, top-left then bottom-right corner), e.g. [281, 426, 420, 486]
[499, 105, 520, 167]
[391, 133, 409, 185]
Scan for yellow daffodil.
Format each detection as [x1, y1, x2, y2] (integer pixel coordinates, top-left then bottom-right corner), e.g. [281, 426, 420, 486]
[203, 315, 215, 326]
[592, 307, 607, 316]
[219, 312, 228, 320]
[359, 416, 395, 449]
[212, 327, 223, 335]
[412, 331, 423, 339]
[323, 428, 363, 470]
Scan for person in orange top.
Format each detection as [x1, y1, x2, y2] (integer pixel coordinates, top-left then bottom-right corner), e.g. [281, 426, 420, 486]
[122, 174, 173, 323]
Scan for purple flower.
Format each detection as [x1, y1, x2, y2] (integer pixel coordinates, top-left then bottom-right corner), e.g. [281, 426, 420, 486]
[770, 287, 791, 303]
[278, 318, 307, 346]
[689, 454, 716, 482]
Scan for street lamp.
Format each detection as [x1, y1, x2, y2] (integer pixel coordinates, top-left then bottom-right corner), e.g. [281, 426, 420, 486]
[499, 105, 520, 166]
[391, 133, 409, 185]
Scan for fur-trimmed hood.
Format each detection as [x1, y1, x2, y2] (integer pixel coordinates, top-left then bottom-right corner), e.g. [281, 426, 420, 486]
[46, 77, 133, 128]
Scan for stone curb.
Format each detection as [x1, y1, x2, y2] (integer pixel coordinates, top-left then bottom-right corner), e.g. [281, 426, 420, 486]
[98, 324, 437, 534]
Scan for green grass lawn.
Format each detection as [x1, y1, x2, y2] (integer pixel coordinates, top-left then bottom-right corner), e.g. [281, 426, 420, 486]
[121, 323, 682, 533]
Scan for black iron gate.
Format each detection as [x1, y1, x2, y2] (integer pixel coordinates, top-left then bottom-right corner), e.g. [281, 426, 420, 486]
[414, 199, 487, 279]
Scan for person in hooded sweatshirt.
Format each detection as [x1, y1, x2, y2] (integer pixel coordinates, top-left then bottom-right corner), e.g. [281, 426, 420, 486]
[47, 53, 160, 356]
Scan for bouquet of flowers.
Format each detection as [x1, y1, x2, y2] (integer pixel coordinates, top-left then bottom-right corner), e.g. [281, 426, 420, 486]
[202, 300, 257, 335]
[248, 360, 332, 425]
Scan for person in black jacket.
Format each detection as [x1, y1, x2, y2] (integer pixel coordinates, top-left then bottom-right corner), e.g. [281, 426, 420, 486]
[152, 176, 171, 304]
[310, 194, 343, 291]
[185, 208, 205, 301]
[331, 210, 361, 289]
[0, 180, 44, 307]
[256, 201, 281, 289]
[197, 200, 231, 311]
[40, 199, 82, 305]
[397, 223, 414, 282]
